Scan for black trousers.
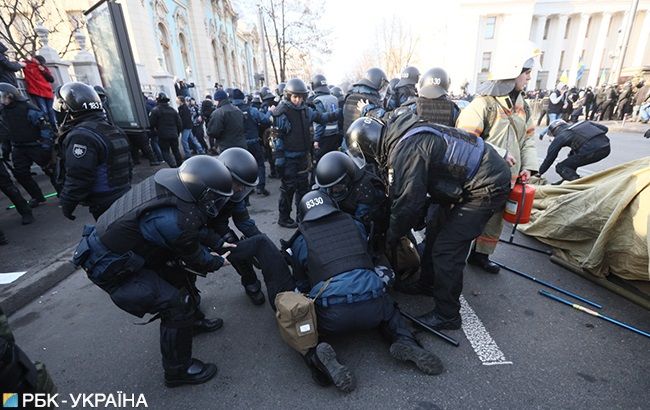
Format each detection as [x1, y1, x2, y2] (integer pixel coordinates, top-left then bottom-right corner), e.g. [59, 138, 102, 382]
[247, 141, 266, 190]
[227, 234, 296, 307]
[0, 160, 30, 215]
[556, 145, 611, 181]
[128, 133, 155, 164]
[278, 155, 310, 220]
[158, 138, 183, 168]
[11, 145, 60, 200]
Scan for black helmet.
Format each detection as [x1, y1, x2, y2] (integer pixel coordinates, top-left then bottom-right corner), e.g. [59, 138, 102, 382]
[396, 66, 420, 88]
[93, 85, 107, 98]
[284, 78, 309, 99]
[56, 82, 103, 115]
[387, 78, 399, 94]
[156, 92, 169, 103]
[217, 147, 259, 203]
[298, 190, 338, 223]
[355, 67, 388, 91]
[0, 82, 28, 102]
[260, 86, 275, 102]
[419, 67, 450, 99]
[330, 86, 344, 100]
[315, 151, 358, 202]
[345, 116, 385, 169]
[276, 82, 286, 97]
[154, 155, 233, 217]
[311, 74, 329, 93]
[547, 119, 569, 137]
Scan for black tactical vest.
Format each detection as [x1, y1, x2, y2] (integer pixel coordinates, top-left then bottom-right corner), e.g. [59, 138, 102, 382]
[71, 120, 131, 189]
[343, 93, 380, 134]
[95, 176, 199, 254]
[283, 106, 311, 152]
[415, 97, 456, 126]
[299, 211, 374, 285]
[2, 102, 41, 144]
[568, 121, 608, 151]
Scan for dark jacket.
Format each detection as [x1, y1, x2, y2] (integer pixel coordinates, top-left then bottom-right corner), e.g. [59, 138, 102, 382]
[539, 124, 610, 175]
[206, 100, 246, 150]
[148, 102, 182, 140]
[0, 43, 22, 87]
[200, 99, 215, 122]
[178, 103, 193, 130]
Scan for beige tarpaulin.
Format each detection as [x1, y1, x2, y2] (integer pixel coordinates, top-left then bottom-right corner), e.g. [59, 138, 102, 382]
[519, 157, 650, 281]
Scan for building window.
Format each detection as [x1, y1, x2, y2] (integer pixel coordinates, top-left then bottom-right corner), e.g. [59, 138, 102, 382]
[559, 50, 565, 69]
[585, 16, 591, 38]
[539, 51, 545, 67]
[484, 16, 496, 39]
[481, 52, 492, 72]
[564, 17, 571, 39]
[543, 18, 551, 40]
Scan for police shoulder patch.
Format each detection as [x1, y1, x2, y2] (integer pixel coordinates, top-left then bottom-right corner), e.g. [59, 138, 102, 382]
[72, 144, 87, 159]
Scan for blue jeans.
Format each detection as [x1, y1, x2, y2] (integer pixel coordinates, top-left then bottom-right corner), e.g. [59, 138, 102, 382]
[31, 95, 57, 127]
[180, 128, 204, 157]
[539, 113, 560, 137]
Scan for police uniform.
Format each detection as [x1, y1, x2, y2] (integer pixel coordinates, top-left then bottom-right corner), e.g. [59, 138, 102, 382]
[59, 112, 131, 220]
[234, 101, 272, 193]
[312, 91, 341, 159]
[539, 121, 611, 181]
[342, 85, 383, 133]
[385, 112, 511, 326]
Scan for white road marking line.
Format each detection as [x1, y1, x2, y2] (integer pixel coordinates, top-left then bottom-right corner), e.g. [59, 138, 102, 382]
[460, 295, 513, 366]
[0, 271, 27, 284]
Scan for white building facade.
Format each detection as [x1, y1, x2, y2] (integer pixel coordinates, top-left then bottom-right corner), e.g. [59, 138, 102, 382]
[455, 0, 650, 93]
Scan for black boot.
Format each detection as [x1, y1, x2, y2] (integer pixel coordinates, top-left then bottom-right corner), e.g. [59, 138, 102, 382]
[193, 317, 224, 335]
[394, 279, 435, 297]
[0, 230, 8, 246]
[389, 337, 444, 375]
[164, 358, 218, 388]
[467, 250, 500, 274]
[277, 216, 297, 229]
[303, 348, 333, 387]
[256, 187, 270, 196]
[314, 342, 355, 393]
[243, 280, 265, 306]
[416, 310, 461, 330]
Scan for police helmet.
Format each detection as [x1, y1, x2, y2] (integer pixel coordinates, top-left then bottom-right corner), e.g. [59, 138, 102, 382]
[284, 78, 309, 99]
[93, 85, 107, 98]
[156, 92, 170, 103]
[419, 67, 451, 99]
[259, 87, 275, 102]
[355, 67, 388, 91]
[315, 151, 358, 202]
[276, 82, 286, 97]
[217, 147, 259, 203]
[0, 82, 28, 102]
[56, 82, 103, 115]
[311, 74, 329, 94]
[298, 190, 339, 223]
[330, 86, 344, 100]
[386, 78, 399, 95]
[345, 116, 385, 169]
[396, 66, 420, 88]
[154, 155, 233, 218]
[547, 119, 569, 137]
[231, 88, 246, 100]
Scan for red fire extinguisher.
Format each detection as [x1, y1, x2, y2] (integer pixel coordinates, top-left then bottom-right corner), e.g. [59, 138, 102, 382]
[503, 179, 535, 224]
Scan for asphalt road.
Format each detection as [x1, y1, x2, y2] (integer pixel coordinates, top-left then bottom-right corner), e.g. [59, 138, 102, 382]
[3, 126, 650, 409]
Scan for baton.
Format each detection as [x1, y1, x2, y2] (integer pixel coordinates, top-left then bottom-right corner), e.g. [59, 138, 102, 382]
[539, 290, 650, 339]
[6, 192, 58, 210]
[495, 261, 602, 309]
[401, 310, 460, 347]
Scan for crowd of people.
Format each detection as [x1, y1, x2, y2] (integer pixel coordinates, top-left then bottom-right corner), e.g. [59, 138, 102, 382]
[0, 37, 635, 395]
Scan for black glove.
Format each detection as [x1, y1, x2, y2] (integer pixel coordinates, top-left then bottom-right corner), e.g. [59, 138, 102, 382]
[60, 200, 77, 221]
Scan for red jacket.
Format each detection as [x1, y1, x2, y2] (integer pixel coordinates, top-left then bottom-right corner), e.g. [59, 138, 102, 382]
[23, 59, 54, 99]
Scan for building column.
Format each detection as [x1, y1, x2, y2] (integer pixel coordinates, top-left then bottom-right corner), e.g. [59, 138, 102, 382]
[529, 15, 547, 88]
[632, 10, 650, 67]
[568, 13, 591, 86]
[587, 12, 612, 87]
[545, 14, 568, 89]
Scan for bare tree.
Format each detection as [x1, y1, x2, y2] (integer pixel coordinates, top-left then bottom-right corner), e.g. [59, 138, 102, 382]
[258, 0, 331, 84]
[0, 0, 82, 60]
[375, 15, 419, 78]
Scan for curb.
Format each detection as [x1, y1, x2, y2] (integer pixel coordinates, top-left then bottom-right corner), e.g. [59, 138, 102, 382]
[0, 245, 78, 316]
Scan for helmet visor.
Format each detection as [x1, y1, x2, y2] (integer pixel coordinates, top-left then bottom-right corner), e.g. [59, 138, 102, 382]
[229, 181, 255, 203]
[346, 142, 366, 170]
[327, 182, 350, 202]
[199, 188, 231, 217]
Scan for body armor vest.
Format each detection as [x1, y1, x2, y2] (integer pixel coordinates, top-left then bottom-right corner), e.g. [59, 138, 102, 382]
[343, 93, 380, 133]
[237, 103, 261, 142]
[299, 211, 374, 285]
[283, 106, 311, 152]
[2, 102, 41, 144]
[415, 97, 456, 126]
[568, 121, 608, 151]
[95, 176, 197, 254]
[71, 120, 131, 192]
[314, 94, 340, 136]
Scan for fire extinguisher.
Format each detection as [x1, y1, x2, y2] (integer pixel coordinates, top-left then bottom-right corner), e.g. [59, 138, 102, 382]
[503, 179, 535, 224]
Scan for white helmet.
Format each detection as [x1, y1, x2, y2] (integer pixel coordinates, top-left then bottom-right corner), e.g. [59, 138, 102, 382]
[487, 41, 542, 81]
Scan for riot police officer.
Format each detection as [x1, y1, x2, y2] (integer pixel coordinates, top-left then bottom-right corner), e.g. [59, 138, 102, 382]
[0, 83, 60, 207]
[387, 66, 420, 111]
[342, 68, 388, 133]
[414, 68, 459, 126]
[271, 78, 339, 228]
[346, 112, 511, 329]
[56, 82, 132, 220]
[539, 119, 611, 182]
[383, 78, 400, 111]
[310, 75, 342, 159]
[286, 190, 443, 392]
[72, 156, 233, 387]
